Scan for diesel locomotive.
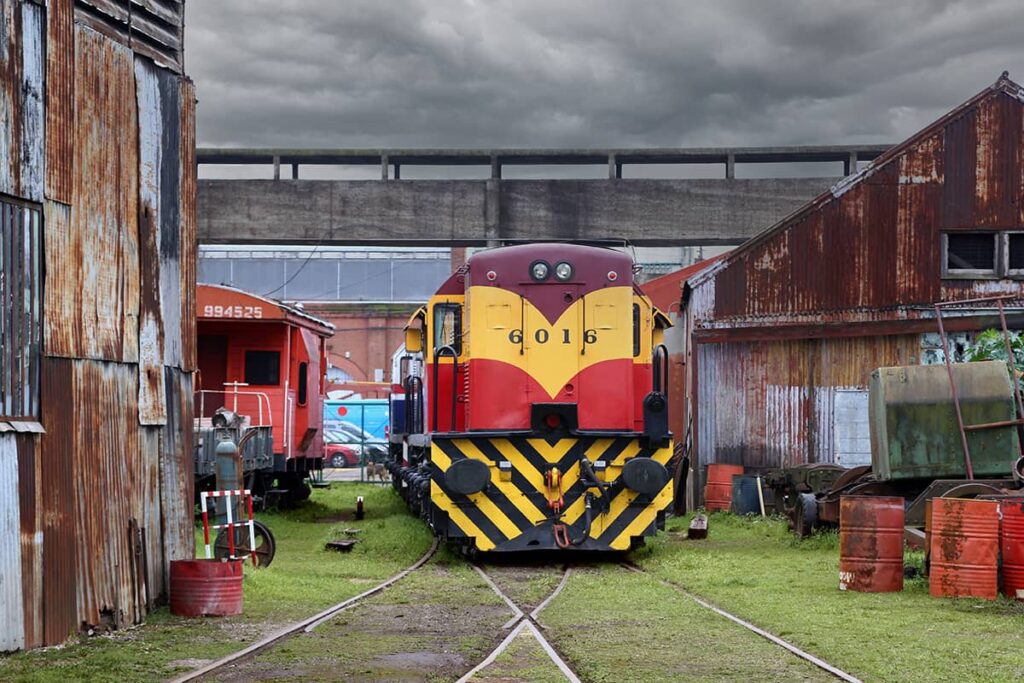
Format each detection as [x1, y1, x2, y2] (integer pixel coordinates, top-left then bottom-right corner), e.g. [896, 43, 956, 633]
[388, 243, 675, 552]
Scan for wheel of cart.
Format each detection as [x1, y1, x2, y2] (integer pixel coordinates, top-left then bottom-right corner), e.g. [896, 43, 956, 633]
[214, 519, 277, 567]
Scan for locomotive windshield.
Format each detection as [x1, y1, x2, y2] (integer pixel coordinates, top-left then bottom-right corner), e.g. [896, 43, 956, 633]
[433, 303, 462, 355]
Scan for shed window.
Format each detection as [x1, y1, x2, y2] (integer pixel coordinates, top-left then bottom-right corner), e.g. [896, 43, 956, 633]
[1008, 234, 1024, 272]
[297, 362, 308, 405]
[244, 350, 281, 386]
[943, 232, 997, 278]
[433, 304, 462, 356]
[1, 199, 42, 420]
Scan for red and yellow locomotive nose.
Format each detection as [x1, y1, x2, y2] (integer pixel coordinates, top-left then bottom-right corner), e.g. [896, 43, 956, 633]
[459, 244, 649, 433]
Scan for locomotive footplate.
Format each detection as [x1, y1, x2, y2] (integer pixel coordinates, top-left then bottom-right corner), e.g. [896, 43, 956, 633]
[429, 434, 673, 552]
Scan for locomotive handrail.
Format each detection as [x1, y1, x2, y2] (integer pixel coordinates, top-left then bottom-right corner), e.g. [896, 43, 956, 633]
[404, 375, 424, 434]
[433, 345, 459, 432]
[194, 389, 274, 427]
[652, 344, 669, 396]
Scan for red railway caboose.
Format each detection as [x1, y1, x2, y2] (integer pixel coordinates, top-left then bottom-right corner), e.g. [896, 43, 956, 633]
[196, 284, 333, 500]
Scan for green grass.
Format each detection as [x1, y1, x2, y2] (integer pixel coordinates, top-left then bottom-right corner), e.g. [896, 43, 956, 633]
[635, 512, 1024, 683]
[542, 564, 831, 682]
[0, 483, 433, 683]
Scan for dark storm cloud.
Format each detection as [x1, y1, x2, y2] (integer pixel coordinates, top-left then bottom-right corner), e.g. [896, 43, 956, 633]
[185, 0, 1024, 149]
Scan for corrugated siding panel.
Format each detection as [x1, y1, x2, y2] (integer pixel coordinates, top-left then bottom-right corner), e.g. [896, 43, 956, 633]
[135, 58, 167, 424]
[0, 1, 44, 203]
[179, 78, 197, 370]
[39, 358, 77, 646]
[73, 360, 145, 629]
[42, 200, 76, 355]
[697, 335, 921, 472]
[138, 427, 163, 607]
[160, 367, 194, 589]
[973, 94, 1021, 228]
[16, 434, 41, 650]
[706, 90, 1024, 324]
[0, 434, 25, 652]
[45, 0, 74, 202]
[157, 65, 182, 368]
[48, 25, 140, 362]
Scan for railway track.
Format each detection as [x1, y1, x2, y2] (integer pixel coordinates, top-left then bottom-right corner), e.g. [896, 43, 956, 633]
[620, 562, 862, 683]
[457, 564, 580, 683]
[168, 538, 439, 683]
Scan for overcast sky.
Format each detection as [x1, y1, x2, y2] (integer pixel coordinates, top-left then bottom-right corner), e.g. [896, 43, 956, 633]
[186, 0, 1024, 152]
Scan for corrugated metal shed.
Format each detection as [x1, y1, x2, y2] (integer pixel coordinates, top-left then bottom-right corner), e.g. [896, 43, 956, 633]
[682, 77, 1024, 495]
[1, 0, 193, 652]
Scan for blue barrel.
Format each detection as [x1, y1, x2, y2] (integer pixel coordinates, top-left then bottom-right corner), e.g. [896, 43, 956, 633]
[730, 475, 762, 515]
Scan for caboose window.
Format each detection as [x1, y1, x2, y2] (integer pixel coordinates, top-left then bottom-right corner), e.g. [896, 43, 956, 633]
[298, 362, 308, 405]
[0, 198, 42, 421]
[245, 350, 281, 386]
[632, 304, 641, 357]
[433, 304, 462, 356]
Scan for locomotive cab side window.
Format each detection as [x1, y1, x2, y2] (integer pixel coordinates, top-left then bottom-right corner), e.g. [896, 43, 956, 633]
[245, 350, 281, 385]
[433, 304, 462, 356]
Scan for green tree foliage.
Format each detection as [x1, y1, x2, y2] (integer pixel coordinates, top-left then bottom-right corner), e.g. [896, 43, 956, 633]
[963, 328, 1024, 370]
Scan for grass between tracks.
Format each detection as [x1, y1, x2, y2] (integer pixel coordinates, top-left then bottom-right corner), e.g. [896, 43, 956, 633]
[0, 482, 433, 683]
[630, 513, 1024, 683]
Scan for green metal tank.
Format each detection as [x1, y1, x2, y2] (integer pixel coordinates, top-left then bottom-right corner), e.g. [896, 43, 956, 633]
[869, 361, 1019, 481]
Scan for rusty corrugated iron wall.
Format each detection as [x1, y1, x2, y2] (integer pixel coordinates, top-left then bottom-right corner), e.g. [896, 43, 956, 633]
[684, 79, 1024, 491]
[1, 0, 193, 652]
[707, 84, 1024, 322]
[696, 335, 920, 470]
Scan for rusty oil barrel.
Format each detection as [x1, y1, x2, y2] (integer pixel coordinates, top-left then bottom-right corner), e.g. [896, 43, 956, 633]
[999, 497, 1024, 600]
[838, 495, 904, 592]
[704, 464, 744, 512]
[170, 559, 244, 617]
[929, 498, 999, 600]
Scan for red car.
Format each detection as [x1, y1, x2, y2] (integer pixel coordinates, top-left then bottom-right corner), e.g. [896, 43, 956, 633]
[325, 442, 359, 468]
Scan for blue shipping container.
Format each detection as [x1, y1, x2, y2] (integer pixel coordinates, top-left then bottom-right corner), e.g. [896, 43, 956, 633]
[324, 399, 390, 444]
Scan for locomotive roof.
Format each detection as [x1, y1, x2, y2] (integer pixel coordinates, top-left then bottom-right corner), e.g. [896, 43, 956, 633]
[197, 283, 335, 336]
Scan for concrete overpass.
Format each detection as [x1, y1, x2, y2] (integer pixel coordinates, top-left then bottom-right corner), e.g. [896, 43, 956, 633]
[197, 145, 891, 247]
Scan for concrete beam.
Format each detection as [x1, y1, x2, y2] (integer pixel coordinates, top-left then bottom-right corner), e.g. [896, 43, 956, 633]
[198, 176, 838, 247]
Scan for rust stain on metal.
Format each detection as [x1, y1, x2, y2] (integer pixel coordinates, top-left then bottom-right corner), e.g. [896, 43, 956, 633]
[180, 78, 198, 371]
[51, 25, 141, 363]
[136, 58, 168, 425]
[45, 0, 74, 203]
[16, 433, 41, 650]
[39, 358, 78, 646]
[0, 1, 44, 203]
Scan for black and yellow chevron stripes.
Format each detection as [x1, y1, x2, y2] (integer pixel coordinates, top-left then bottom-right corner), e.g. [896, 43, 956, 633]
[430, 435, 673, 552]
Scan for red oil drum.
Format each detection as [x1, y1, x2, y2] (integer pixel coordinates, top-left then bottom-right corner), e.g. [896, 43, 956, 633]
[999, 498, 1024, 600]
[929, 498, 999, 600]
[704, 464, 744, 512]
[838, 496, 904, 592]
[170, 559, 244, 617]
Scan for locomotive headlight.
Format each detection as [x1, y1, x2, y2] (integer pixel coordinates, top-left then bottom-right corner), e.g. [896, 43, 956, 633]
[554, 261, 574, 281]
[530, 260, 551, 281]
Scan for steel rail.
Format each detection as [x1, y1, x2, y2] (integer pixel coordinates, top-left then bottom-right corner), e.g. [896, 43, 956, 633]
[169, 538, 439, 683]
[457, 565, 580, 683]
[621, 563, 862, 683]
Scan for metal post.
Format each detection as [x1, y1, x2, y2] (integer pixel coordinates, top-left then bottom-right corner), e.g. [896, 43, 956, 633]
[490, 155, 501, 179]
[608, 154, 617, 179]
[273, 155, 280, 180]
[844, 152, 858, 176]
[726, 154, 735, 179]
[935, 304, 974, 479]
[291, 163, 299, 179]
[394, 164, 401, 180]
[381, 155, 389, 180]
